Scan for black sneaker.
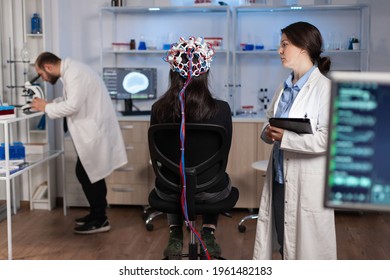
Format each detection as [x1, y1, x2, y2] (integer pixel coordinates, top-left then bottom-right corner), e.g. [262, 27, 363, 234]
[200, 228, 221, 259]
[73, 219, 111, 234]
[74, 214, 93, 225]
[163, 226, 183, 260]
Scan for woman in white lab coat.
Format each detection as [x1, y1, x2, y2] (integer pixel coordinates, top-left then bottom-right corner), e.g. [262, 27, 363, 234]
[32, 52, 127, 234]
[253, 22, 337, 260]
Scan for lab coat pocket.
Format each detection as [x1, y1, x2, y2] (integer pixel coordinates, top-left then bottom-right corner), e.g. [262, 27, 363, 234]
[75, 118, 101, 144]
[300, 170, 325, 213]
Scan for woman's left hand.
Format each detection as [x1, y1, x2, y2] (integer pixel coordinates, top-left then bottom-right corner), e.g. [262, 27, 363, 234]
[268, 125, 285, 142]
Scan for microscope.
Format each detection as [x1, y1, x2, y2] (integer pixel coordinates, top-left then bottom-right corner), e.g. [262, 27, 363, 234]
[21, 75, 45, 114]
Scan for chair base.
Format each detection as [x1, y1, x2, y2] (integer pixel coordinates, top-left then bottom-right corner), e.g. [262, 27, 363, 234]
[145, 210, 164, 231]
[238, 214, 258, 233]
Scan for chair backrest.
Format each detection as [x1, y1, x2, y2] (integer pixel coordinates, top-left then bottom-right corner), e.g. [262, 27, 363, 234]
[148, 123, 230, 219]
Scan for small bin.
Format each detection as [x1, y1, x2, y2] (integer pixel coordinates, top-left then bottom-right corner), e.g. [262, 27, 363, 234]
[0, 142, 26, 160]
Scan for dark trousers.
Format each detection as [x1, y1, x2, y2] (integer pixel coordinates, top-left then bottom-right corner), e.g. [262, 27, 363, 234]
[273, 180, 285, 257]
[75, 157, 108, 221]
[167, 213, 219, 227]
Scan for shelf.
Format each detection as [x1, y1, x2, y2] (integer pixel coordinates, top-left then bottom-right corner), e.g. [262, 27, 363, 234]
[26, 33, 43, 37]
[100, 5, 230, 14]
[29, 129, 47, 134]
[102, 48, 228, 54]
[235, 50, 278, 55]
[0, 111, 44, 124]
[234, 4, 369, 13]
[0, 150, 63, 180]
[234, 49, 368, 55]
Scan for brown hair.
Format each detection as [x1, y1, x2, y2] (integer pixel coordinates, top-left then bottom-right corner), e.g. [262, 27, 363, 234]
[281, 21, 331, 74]
[35, 52, 61, 69]
[152, 70, 218, 123]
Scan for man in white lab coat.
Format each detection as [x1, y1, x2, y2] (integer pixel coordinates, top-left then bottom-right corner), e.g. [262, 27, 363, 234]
[32, 52, 128, 234]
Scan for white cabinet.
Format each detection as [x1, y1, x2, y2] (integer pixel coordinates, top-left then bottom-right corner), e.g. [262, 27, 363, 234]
[231, 4, 370, 115]
[0, 112, 64, 259]
[64, 136, 89, 207]
[227, 121, 272, 208]
[98, 6, 232, 111]
[106, 120, 153, 206]
[64, 119, 154, 207]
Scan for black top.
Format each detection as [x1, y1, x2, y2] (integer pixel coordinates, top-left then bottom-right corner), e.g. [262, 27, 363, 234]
[150, 99, 233, 195]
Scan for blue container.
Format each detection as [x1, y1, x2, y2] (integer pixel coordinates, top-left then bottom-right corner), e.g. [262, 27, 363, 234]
[0, 142, 26, 160]
[31, 13, 42, 34]
[138, 41, 147, 50]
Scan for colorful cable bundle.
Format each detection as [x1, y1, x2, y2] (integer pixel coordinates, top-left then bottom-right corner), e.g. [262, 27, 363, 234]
[164, 36, 215, 259]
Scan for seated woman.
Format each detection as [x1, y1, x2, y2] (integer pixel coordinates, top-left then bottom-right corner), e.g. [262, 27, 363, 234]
[150, 36, 233, 260]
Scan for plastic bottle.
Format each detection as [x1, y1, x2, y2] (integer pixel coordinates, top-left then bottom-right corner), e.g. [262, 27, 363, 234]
[31, 13, 42, 34]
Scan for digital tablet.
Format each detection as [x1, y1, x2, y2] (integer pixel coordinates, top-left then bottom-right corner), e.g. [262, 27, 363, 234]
[269, 118, 313, 134]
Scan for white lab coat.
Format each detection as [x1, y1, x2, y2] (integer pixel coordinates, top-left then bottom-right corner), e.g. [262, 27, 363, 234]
[253, 68, 337, 260]
[45, 58, 127, 183]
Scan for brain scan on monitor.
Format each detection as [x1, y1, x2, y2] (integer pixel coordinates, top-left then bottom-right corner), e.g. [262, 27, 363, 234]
[102, 67, 157, 100]
[123, 72, 149, 94]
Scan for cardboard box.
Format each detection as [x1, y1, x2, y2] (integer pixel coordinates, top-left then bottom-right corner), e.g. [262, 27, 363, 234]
[24, 143, 49, 154]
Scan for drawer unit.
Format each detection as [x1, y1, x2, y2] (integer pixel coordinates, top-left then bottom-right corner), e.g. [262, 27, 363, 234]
[107, 183, 150, 205]
[106, 120, 152, 205]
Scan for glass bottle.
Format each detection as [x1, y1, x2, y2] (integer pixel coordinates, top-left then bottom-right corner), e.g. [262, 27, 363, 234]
[31, 13, 42, 34]
[20, 43, 30, 76]
[130, 39, 136, 50]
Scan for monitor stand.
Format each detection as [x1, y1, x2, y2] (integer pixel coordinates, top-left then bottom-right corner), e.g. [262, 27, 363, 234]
[121, 98, 151, 116]
[124, 98, 133, 114]
[120, 99, 134, 115]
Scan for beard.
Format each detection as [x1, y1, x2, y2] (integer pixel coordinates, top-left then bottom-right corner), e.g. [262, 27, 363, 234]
[46, 72, 59, 85]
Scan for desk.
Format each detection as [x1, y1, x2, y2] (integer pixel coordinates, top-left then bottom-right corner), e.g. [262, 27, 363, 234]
[238, 160, 269, 233]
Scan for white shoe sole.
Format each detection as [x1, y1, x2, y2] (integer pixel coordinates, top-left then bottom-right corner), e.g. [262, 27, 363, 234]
[74, 224, 111, 235]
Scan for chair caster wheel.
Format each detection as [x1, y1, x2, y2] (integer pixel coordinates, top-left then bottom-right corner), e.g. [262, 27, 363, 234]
[238, 224, 246, 233]
[142, 212, 148, 220]
[146, 223, 154, 231]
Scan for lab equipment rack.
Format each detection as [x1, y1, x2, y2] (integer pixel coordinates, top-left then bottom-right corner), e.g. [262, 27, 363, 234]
[0, 111, 65, 260]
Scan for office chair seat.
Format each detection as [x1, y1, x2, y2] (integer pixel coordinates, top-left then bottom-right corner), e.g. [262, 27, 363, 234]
[149, 187, 239, 216]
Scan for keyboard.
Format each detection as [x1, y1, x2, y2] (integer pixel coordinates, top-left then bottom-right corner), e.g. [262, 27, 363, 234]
[121, 110, 151, 116]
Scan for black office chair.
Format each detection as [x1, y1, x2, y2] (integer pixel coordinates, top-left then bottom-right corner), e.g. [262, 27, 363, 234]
[147, 123, 239, 260]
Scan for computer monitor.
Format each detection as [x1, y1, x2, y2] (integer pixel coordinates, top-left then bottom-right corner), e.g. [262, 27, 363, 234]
[102, 67, 157, 100]
[324, 71, 390, 212]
